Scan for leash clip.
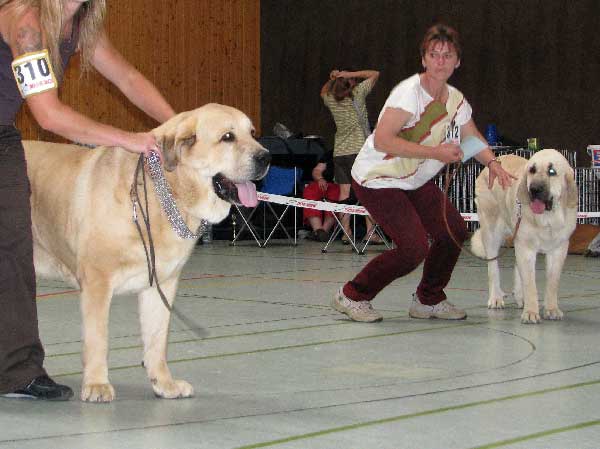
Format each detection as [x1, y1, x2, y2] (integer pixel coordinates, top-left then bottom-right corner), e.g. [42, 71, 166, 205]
[132, 200, 138, 222]
[516, 199, 522, 219]
[130, 184, 140, 222]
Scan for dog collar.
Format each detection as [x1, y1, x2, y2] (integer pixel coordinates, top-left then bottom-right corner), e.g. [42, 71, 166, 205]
[145, 151, 207, 239]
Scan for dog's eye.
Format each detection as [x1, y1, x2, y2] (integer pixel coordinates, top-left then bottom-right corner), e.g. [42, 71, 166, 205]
[221, 132, 235, 142]
[529, 165, 537, 174]
[548, 166, 557, 176]
[251, 129, 256, 137]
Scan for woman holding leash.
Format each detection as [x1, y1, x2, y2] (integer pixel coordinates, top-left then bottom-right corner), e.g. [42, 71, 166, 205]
[332, 23, 515, 323]
[0, 0, 175, 400]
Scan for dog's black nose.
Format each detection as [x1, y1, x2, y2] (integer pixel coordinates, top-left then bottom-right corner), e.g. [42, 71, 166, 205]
[529, 184, 545, 199]
[254, 151, 271, 168]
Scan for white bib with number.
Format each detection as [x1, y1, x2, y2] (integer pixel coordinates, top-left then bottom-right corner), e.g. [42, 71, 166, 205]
[11, 50, 57, 98]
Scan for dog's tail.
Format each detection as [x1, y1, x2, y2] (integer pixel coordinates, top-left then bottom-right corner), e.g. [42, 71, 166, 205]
[469, 229, 487, 258]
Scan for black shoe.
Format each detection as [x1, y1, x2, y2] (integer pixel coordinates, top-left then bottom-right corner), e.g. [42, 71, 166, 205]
[2, 375, 73, 401]
[315, 229, 329, 242]
[306, 231, 318, 241]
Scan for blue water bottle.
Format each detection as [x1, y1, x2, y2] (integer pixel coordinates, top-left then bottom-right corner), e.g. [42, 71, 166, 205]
[484, 124, 498, 146]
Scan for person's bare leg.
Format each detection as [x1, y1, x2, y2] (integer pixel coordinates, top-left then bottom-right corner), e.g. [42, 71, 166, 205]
[338, 184, 352, 238]
[322, 214, 336, 233]
[308, 216, 323, 232]
[365, 216, 383, 242]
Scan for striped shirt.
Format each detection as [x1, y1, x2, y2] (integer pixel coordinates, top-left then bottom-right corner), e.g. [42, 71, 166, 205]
[322, 77, 375, 157]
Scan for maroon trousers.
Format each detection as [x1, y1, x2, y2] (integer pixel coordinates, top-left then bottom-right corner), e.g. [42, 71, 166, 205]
[343, 179, 468, 305]
[0, 126, 46, 393]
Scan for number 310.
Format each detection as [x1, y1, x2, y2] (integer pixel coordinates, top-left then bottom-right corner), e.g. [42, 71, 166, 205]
[14, 58, 51, 84]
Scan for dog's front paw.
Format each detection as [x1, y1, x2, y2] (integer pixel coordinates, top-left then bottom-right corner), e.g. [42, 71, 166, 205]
[81, 383, 115, 402]
[521, 310, 541, 324]
[544, 308, 564, 321]
[487, 297, 505, 309]
[152, 379, 194, 399]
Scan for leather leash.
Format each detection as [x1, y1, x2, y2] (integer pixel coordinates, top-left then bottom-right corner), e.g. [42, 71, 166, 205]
[130, 154, 207, 337]
[442, 162, 521, 262]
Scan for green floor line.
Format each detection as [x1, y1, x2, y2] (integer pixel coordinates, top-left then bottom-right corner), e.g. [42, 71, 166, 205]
[233, 379, 600, 449]
[49, 300, 600, 360]
[53, 321, 480, 377]
[470, 418, 600, 449]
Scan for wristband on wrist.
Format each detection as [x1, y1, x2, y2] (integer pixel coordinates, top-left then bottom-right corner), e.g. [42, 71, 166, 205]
[487, 157, 500, 168]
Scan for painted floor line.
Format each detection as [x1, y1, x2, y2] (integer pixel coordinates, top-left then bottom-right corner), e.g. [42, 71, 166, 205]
[52, 321, 482, 377]
[233, 379, 600, 449]
[469, 418, 600, 449]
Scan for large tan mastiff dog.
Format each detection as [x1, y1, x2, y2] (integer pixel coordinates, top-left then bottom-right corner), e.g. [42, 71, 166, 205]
[471, 149, 578, 324]
[25, 103, 270, 401]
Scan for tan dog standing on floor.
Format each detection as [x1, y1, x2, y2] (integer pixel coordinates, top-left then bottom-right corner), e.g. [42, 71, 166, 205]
[25, 104, 270, 402]
[471, 149, 578, 324]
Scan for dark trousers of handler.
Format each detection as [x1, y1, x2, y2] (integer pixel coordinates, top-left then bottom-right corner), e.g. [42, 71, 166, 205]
[343, 179, 469, 305]
[0, 126, 46, 393]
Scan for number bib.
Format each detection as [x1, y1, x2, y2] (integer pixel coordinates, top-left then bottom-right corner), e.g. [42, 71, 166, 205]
[445, 119, 460, 145]
[11, 50, 57, 98]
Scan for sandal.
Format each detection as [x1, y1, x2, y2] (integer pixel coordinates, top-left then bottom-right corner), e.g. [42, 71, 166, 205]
[363, 235, 385, 245]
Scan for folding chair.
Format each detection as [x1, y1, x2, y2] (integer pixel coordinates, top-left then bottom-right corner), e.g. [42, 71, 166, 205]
[321, 198, 391, 255]
[231, 165, 303, 247]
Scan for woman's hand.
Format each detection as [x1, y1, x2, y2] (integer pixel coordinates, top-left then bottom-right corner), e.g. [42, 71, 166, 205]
[329, 69, 340, 80]
[435, 143, 463, 164]
[122, 132, 163, 161]
[317, 178, 328, 192]
[488, 161, 517, 190]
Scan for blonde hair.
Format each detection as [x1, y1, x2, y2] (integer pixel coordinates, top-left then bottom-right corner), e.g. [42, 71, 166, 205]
[1, 0, 106, 78]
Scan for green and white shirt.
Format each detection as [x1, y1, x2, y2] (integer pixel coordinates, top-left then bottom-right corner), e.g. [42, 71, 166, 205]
[351, 73, 472, 190]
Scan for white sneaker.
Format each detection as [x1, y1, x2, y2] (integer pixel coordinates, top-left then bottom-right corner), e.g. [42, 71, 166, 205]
[331, 288, 383, 322]
[408, 294, 466, 320]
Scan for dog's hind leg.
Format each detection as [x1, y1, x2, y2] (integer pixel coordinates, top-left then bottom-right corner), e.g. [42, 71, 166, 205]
[138, 277, 194, 399]
[481, 223, 508, 309]
[543, 242, 568, 320]
[80, 275, 116, 402]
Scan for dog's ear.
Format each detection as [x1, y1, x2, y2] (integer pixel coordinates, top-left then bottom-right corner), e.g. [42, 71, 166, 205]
[156, 114, 198, 172]
[565, 167, 578, 209]
[516, 167, 530, 206]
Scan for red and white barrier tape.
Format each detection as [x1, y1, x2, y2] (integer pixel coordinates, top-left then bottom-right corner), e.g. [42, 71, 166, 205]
[256, 192, 370, 215]
[257, 192, 600, 221]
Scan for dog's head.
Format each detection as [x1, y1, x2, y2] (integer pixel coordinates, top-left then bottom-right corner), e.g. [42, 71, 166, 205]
[516, 149, 578, 214]
[152, 104, 271, 208]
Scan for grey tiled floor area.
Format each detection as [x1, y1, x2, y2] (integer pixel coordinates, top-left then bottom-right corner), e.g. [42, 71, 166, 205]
[1, 240, 599, 448]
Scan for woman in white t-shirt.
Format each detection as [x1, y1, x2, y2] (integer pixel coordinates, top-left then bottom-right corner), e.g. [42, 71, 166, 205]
[331, 24, 515, 323]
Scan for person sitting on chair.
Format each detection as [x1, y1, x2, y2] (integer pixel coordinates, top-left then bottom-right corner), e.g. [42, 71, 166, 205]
[302, 151, 339, 242]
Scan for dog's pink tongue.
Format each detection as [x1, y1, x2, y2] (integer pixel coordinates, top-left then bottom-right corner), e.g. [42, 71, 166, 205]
[530, 199, 545, 214]
[236, 181, 258, 207]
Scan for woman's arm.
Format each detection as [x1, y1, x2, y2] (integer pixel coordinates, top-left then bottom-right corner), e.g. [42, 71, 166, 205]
[90, 32, 175, 123]
[373, 107, 462, 163]
[320, 78, 333, 96]
[312, 162, 327, 181]
[6, 10, 159, 155]
[338, 69, 379, 83]
[462, 119, 495, 166]
[311, 162, 328, 192]
[464, 119, 516, 189]
[26, 93, 157, 153]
